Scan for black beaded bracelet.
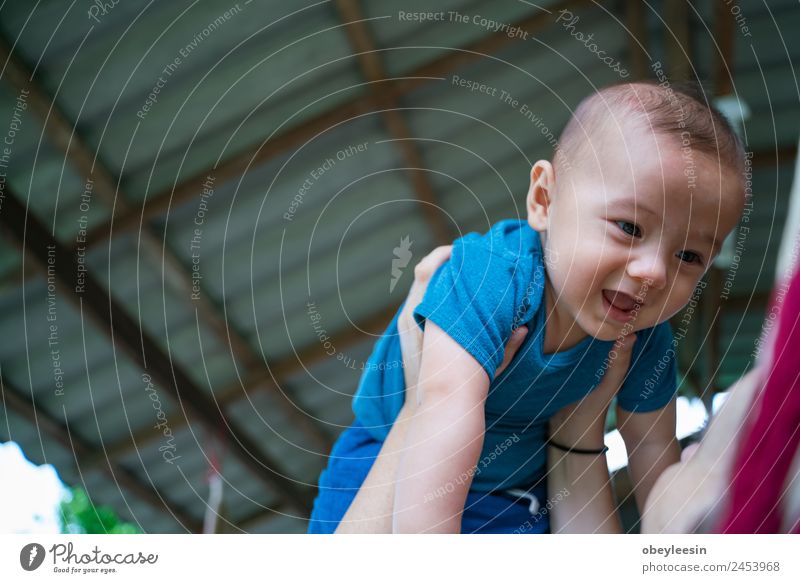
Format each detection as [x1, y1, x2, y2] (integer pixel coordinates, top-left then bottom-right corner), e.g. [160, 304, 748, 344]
[546, 438, 609, 455]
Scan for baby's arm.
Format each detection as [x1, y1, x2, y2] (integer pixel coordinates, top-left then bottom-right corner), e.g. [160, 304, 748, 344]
[393, 321, 490, 533]
[617, 401, 681, 516]
[547, 333, 638, 533]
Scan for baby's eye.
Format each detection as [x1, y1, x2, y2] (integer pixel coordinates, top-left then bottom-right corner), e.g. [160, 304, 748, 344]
[615, 221, 642, 238]
[676, 250, 703, 265]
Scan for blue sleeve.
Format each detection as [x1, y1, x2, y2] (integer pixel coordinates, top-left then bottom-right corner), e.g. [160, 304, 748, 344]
[412, 236, 535, 382]
[616, 321, 678, 413]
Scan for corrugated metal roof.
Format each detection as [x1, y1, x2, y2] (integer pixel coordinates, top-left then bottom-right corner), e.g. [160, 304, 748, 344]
[1, 0, 798, 533]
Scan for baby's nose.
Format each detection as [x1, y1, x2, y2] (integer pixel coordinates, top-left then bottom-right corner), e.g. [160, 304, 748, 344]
[626, 256, 667, 290]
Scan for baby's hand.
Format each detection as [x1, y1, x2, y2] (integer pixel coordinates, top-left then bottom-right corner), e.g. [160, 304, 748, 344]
[398, 246, 528, 406]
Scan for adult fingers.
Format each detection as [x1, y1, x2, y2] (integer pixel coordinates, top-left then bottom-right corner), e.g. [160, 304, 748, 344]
[399, 246, 453, 393]
[399, 245, 452, 348]
[412, 245, 452, 284]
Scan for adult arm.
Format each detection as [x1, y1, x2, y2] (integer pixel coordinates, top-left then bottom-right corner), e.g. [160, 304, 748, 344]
[392, 321, 489, 533]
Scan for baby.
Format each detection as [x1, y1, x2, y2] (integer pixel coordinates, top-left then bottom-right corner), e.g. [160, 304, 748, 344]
[308, 80, 746, 533]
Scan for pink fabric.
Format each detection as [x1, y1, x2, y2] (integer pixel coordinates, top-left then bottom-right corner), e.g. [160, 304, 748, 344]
[717, 267, 800, 533]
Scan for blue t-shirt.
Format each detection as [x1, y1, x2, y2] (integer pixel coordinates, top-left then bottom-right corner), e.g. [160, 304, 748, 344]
[352, 219, 677, 492]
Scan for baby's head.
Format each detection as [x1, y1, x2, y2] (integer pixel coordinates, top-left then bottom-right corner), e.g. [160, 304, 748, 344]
[526, 80, 746, 341]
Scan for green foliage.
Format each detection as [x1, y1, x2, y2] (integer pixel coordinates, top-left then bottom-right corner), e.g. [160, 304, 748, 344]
[59, 487, 141, 534]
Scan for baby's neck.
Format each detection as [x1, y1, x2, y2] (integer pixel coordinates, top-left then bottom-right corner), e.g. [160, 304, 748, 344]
[542, 277, 588, 355]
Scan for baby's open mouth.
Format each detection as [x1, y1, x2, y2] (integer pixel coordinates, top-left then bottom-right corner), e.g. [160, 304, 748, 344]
[602, 289, 642, 313]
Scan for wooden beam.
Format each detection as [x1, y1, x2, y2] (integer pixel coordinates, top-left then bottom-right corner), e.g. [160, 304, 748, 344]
[751, 144, 797, 168]
[0, 373, 202, 532]
[82, 0, 596, 247]
[335, 0, 451, 245]
[701, 0, 739, 403]
[626, 0, 650, 80]
[0, 188, 314, 513]
[0, 33, 333, 453]
[0, 36, 112, 201]
[665, 0, 692, 81]
[713, 0, 736, 95]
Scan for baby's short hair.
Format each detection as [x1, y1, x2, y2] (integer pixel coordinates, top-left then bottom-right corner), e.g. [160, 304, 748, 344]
[555, 80, 746, 177]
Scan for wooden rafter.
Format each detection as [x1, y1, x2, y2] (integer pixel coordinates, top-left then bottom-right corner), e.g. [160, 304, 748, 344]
[626, 0, 650, 80]
[713, 0, 736, 95]
[665, 0, 692, 81]
[334, 0, 451, 246]
[701, 0, 739, 404]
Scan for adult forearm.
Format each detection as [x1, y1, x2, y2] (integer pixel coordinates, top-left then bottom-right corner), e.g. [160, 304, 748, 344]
[335, 404, 416, 533]
[393, 394, 484, 533]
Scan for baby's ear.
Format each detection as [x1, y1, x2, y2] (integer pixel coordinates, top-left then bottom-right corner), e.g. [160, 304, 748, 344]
[526, 160, 554, 232]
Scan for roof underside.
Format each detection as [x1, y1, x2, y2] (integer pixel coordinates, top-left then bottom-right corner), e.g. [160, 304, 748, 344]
[0, 0, 798, 533]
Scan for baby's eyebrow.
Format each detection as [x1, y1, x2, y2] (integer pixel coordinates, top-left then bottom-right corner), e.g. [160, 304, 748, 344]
[606, 197, 659, 218]
[698, 231, 724, 252]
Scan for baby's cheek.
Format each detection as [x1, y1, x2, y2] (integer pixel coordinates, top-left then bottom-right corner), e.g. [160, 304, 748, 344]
[658, 284, 697, 323]
[673, 278, 701, 307]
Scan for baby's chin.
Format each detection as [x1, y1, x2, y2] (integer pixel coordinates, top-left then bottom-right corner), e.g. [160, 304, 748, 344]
[591, 327, 632, 342]
[587, 319, 653, 341]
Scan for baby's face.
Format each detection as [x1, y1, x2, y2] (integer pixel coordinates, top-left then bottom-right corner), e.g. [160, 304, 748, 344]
[529, 119, 744, 341]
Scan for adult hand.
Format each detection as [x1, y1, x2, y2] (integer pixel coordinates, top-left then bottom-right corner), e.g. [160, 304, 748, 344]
[397, 245, 529, 406]
[641, 365, 766, 533]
